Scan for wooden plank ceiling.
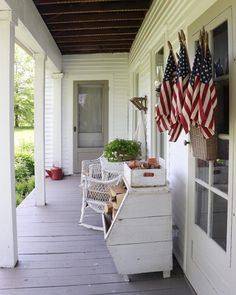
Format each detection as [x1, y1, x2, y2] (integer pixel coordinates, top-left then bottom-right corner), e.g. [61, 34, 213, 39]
[33, 0, 153, 55]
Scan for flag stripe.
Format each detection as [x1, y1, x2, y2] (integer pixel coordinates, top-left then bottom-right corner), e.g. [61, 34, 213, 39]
[156, 50, 177, 133]
[169, 45, 190, 142]
[181, 43, 217, 139]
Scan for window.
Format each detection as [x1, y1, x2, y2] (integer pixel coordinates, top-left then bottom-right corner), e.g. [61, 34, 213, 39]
[155, 47, 165, 160]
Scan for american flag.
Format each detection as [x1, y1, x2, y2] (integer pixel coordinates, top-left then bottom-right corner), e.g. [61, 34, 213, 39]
[169, 44, 190, 142]
[181, 44, 202, 133]
[198, 46, 217, 139]
[155, 49, 177, 132]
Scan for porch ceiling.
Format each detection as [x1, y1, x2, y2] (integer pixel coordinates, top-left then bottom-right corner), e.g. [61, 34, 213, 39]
[32, 0, 153, 55]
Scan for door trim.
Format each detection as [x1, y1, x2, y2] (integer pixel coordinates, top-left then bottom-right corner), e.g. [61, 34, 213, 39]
[186, 3, 234, 294]
[73, 80, 109, 173]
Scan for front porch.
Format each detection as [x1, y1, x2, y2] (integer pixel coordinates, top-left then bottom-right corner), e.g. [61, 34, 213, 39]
[0, 176, 193, 295]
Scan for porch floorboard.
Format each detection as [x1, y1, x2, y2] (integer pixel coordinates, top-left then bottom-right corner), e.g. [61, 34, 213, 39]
[0, 176, 195, 295]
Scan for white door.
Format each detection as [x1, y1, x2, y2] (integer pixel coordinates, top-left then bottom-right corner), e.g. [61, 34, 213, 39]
[73, 80, 108, 173]
[187, 8, 234, 295]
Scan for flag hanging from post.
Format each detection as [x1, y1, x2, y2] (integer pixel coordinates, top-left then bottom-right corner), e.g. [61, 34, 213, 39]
[169, 43, 190, 142]
[180, 44, 202, 133]
[155, 48, 177, 133]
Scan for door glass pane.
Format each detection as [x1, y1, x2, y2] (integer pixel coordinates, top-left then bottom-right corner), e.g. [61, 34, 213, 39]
[213, 139, 229, 194]
[210, 193, 228, 250]
[215, 80, 229, 134]
[196, 159, 209, 183]
[195, 183, 208, 233]
[78, 86, 102, 133]
[213, 21, 228, 77]
[78, 84, 103, 148]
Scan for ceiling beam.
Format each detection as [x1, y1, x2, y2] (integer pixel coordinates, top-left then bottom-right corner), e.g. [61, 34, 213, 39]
[55, 34, 136, 43]
[48, 19, 142, 31]
[61, 49, 129, 54]
[62, 48, 130, 52]
[42, 11, 146, 24]
[59, 44, 131, 50]
[58, 40, 132, 47]
[52, 27, 138, 37]
[37, 1, 150, 15]
[34, 0, 140, 4]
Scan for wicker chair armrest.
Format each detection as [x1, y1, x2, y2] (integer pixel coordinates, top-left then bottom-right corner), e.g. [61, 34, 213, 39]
[85, 175, 122, 192]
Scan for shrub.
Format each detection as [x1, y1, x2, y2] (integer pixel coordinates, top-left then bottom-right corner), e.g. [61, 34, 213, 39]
[104, 139, 141, 162]
[16, 191, 24, 207]
[15, 181, 29, 196]
[15, 148, 35, 206]
[15, 153, 34, 182]
[15, 176, 35, 206]
[27, 176, 35, 192]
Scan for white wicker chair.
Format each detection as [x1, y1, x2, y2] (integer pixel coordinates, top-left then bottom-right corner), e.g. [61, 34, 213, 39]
[80, 156, 103, 184]
[80, 168, 122, 231]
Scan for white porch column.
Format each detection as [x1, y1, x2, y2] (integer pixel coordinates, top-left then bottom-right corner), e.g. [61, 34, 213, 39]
[0, 11, 18, 267]
[34, 53, 46, 206]
[52, 73, 64, 167]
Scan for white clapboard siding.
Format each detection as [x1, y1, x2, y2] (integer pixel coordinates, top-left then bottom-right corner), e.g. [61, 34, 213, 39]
[62, 53, 129, 175]
[44, 71, 54, 169]
[129, 0, 217, 269]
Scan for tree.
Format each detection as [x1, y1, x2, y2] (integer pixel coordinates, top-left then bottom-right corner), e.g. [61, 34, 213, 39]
[14, 45, 34, 128]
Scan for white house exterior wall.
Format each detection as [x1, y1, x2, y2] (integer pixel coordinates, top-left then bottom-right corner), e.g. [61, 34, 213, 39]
[62, 53, 129, 175]
[129, 0, 217, 270]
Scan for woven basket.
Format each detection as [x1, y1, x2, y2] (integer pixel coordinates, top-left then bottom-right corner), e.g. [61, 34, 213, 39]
[190, 126, 217, 161]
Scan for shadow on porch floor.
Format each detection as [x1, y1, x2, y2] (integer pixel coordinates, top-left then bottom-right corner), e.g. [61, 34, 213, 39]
[0, 176, 195, 295]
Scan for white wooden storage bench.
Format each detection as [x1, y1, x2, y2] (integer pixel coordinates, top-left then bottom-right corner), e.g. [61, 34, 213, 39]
[103, 181, 172, 279]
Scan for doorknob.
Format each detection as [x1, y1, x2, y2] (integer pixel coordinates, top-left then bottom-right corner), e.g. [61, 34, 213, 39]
[73, 126, 77, 132]
[184, 140, 190, 146]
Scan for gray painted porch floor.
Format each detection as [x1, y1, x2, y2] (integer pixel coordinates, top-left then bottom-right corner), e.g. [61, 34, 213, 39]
[0, 176, 195, 295]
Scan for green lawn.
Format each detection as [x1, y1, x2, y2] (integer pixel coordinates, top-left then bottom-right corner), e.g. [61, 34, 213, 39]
[14, 128, 34, 151]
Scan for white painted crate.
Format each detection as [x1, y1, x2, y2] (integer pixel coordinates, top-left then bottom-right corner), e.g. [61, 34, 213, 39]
[103, 183, 172, 277]
[123, 162, 166, 187]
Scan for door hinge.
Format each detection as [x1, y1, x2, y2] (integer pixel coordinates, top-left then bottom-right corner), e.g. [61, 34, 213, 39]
[73, 126, 77, 132]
